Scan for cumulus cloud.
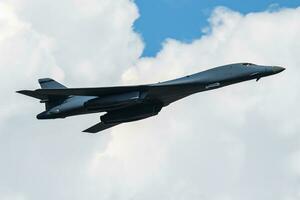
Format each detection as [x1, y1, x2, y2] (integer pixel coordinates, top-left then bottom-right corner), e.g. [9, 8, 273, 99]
[6, 0, 143, 86]
[0, 1, 300, 200]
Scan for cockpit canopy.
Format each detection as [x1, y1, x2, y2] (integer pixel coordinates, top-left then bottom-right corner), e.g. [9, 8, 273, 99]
[242, 63, 254, 66]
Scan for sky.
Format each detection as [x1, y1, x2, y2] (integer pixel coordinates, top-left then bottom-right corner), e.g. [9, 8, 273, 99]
[0, 0, 300, 200]
[134, 0, 300, 56]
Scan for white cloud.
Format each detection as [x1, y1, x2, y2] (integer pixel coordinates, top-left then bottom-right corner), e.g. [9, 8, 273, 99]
[5, 0, 143, 86]
[0, 1, 300, 200]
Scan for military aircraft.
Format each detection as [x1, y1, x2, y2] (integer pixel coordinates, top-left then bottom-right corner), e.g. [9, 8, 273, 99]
[17, 63, 285, 133]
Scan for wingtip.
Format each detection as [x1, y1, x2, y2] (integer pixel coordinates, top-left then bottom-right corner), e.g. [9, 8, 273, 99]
[16, 90, 27, 94]
[82, 126, 98, 133]
[82, 122, 119, 134]
[82, 129, 94, 134]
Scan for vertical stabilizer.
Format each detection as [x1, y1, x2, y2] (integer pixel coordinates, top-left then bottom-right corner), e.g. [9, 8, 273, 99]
[38, 78, 68, 110]
[38, 78, 67, 89]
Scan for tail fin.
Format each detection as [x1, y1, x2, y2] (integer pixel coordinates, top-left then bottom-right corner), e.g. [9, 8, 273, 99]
[38, 78, 67, 89]
[38, 78, 68, 110]
[17, 78, 69, 111]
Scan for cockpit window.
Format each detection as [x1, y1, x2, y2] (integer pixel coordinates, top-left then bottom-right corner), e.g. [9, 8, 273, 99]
[242, 63, 254, 66]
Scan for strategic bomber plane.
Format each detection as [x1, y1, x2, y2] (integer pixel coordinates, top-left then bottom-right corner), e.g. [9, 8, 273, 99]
[17, 63, 285, 133]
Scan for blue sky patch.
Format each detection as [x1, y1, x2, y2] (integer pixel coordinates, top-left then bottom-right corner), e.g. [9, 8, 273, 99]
[134, 0, 300, 57]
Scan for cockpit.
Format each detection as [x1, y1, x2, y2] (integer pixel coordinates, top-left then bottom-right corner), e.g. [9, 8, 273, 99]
[242, 63, 254, 66]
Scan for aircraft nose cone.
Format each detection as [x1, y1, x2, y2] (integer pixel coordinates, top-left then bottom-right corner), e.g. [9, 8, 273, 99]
[272, 66, 285, 74]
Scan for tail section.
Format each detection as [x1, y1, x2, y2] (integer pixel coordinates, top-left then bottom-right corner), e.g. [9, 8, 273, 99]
[38, 78, 67, 89]
[17, 78, 69, 111]
[38, 78, 68, 110]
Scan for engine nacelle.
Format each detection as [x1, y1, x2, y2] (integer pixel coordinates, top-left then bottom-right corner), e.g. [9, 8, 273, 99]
[101, 103, 162, 124]
[84, 91, 143, 111]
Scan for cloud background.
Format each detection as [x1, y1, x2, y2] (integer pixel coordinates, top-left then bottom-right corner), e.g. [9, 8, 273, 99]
[0, 1, 299, 200]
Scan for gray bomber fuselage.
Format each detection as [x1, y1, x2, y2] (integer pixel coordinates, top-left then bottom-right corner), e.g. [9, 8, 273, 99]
[147, 63, 284, 104]
[38, 63, 284, 119]
[18, 63, 285, 133]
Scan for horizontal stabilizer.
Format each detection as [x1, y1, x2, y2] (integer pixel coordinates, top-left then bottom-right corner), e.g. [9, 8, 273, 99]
[17, 89, 69, 110]
[83, 122, 120, 133]
[16, 90, 48, 100]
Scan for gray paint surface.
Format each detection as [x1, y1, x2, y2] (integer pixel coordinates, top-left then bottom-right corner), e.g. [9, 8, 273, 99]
[17, 63, 285, 133]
